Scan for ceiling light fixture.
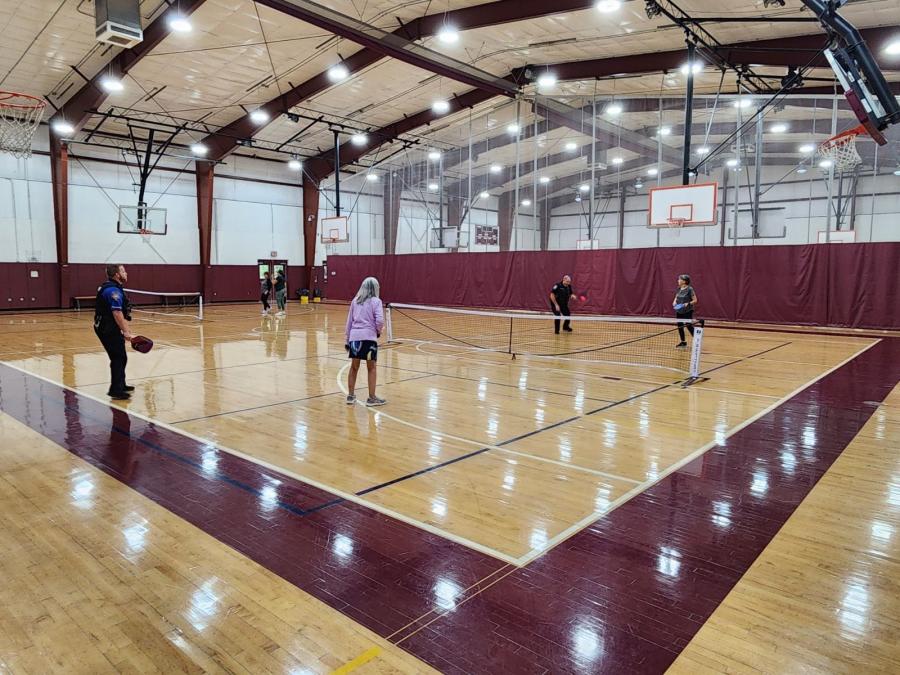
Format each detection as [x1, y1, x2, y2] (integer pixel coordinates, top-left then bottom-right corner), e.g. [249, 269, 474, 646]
[438, 26, 459, 44]
[480, 191, 490, 198]
[100, 76, 123, 92]
[432, 99, 450, 114]
[565, 141, 578, 151]
[191, 143, 208, 156]
[521, 199, 532, 206]
[506, 123, 520, 134]
[770, 123, 788, 133]
[489, 164, 502, 173]
[733, 98, 753, 109]
[659, 126, 672, 136]
[635, 181, 643, 188]
[680, 62, 702, 75]
[596, 0, 622, 12]
[366, 172, 379, 181]
[428, 182, 439, 191]
[168, 16, 192, 32]
[605, 102, 623, 116]
[883, 39, 900, 56]
[52, 120, 75, 135]
[579, 184, 590, 192]
[536, 72, 557, 89]
[327, 64, 349, 82]
[647, 167, 658, 176]
[797, 167, 808, 174]
[428, 150, 442, 160]
[799, 143, 815, 153]
[726, 158, 739, 167]
[696, 146, 710, 155]
[249, 109, 269, 124]
[540, 176, 551, 184]
[288, 158, 302, 170]
[818, 159, 833, 169]
[351, 133, 368, 146]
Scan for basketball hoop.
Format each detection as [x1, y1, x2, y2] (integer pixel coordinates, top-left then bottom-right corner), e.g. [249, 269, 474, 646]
[666, 218, 687, 229]
[0, 92, 46, 158]
[139, 229, 154, 244]
[818, 124, 866, 172]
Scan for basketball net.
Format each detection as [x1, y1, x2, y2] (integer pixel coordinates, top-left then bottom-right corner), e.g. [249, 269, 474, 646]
[139, 229, 153, 244]
[666, 218, 686, 236]
[0, 92, 46, 159]
[818, 124, 866, 172]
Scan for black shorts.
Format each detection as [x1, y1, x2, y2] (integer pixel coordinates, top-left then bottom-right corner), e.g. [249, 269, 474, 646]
[348, 340, 378, 361]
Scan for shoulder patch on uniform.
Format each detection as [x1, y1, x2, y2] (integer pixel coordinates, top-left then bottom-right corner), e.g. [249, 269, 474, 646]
[111, 291, 120, 300]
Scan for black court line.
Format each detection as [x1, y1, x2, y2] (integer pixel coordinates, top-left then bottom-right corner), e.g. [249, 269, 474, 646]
[305, 340, 799, 511]
[168, 373, 436, 424]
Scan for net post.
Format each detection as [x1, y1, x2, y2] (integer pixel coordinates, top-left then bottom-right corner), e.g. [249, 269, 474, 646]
[688, 318, 704, 382]
[385, 305, 393, 342]
[199, 295, 204, 321]
[508, 317, 514, 358]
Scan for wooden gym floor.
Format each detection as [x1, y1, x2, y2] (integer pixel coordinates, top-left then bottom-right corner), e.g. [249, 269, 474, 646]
[0, 302, 898, 673]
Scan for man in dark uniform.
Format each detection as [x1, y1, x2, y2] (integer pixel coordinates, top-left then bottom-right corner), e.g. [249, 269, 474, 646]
[549, 274, 575, 334]
[94, 264, 134, 400]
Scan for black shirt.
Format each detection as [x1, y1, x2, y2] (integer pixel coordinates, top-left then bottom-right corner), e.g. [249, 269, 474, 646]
[675, 285, 695, 315]
[94, 280, 131, 335]
[274, 274, 285, 292]
[551, 281, 574, 307]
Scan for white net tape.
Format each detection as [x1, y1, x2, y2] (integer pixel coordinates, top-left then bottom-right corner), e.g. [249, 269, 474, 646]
[0, 92, 46, 158]
[818, 129, 862, 172]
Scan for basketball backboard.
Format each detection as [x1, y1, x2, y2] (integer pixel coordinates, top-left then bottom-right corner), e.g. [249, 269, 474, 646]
[823, 46, 896, 145]
[648, 183, 718, 228]
[117, 205, 167, 234]
[429, 226, 468, 249]
[320, 215, 349, 243]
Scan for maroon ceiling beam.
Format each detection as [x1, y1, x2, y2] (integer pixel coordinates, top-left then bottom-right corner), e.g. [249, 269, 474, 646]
[512, 26, 900, 84]
[49, 0, 208, 131]
[304, 88, 496, 181]
[204, 0, 599, 160]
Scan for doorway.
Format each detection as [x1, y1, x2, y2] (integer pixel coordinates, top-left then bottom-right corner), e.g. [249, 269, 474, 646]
[258, 259, 288, 284]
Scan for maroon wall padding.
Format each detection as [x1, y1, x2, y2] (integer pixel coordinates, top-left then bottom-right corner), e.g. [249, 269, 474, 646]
[66, 264, 203, 305]
[326, 242, 900, 329]
[0, 263, 60, 310]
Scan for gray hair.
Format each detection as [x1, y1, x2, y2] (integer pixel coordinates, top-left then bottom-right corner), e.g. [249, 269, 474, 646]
[354, 276, 380, 304]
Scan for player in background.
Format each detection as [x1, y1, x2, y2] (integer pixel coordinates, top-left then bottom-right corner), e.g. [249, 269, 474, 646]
[673, 274, 698, 348]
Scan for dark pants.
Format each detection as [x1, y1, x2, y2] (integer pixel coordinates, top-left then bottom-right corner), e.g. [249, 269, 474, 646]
[261, 292, 270, 311]
[97, 329, 127, 394]
[676, 311, 695, 342]
[552, 304, 571, 333]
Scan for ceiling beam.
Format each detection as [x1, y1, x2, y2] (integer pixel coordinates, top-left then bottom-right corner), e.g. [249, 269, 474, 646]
[511, 26, 900, 84]
[203, 0, 600, 160]
[49, 0, 209, 131]
[305, 88, 497, 181]
[254, 0, 518, 97]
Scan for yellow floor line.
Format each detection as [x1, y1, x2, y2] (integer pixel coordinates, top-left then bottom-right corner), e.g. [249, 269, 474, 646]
[331, 646, 382, 674]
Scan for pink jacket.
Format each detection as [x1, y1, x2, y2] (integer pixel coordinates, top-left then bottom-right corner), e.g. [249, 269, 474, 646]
[345, 298, 384, 342]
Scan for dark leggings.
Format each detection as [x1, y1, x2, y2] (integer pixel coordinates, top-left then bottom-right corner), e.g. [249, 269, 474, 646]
[676, 311, 695, 342]
[261, 292, 270, 311]
[551, 304, 571, 333]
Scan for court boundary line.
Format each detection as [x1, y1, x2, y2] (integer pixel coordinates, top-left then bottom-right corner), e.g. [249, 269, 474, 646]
[0, 359, 522, 567]
[512, 337, 880, 566]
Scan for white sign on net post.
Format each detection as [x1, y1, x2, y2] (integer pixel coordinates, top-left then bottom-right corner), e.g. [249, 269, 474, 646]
[648, 183, 718, 227]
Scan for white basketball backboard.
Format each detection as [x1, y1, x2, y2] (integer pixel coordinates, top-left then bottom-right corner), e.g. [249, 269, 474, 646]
[320, 216, 349, 243]
[648, 183, 718, 228]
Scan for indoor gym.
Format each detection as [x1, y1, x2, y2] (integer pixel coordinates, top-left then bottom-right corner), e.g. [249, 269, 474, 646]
[0, 0, 899, 673]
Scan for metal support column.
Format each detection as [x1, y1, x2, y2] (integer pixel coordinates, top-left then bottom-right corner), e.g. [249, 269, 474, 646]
[682, 40, 695, 186]
[333, 129, 341, 216]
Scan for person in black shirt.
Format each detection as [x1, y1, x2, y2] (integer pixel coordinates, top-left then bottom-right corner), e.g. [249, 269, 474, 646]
[94, 264, 134, 400]
[672, 274, 698, 348]
[260, 271, 272, 315]
[274, 271, 287, 316]
[550, 275, 576, 334]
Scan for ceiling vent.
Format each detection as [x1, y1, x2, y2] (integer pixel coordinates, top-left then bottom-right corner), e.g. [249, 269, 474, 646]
[95, 0, 143, 48]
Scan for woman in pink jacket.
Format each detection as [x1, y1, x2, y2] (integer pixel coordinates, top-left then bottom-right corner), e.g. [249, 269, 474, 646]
[345, 276, 386, 406]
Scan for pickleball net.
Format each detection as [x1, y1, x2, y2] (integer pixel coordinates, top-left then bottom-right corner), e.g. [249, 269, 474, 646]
[386, 303, 704, 378]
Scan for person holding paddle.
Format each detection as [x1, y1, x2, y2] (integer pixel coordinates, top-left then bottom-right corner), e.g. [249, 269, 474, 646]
[94, 264, 136, 400]
[673, 274, 698, 348]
